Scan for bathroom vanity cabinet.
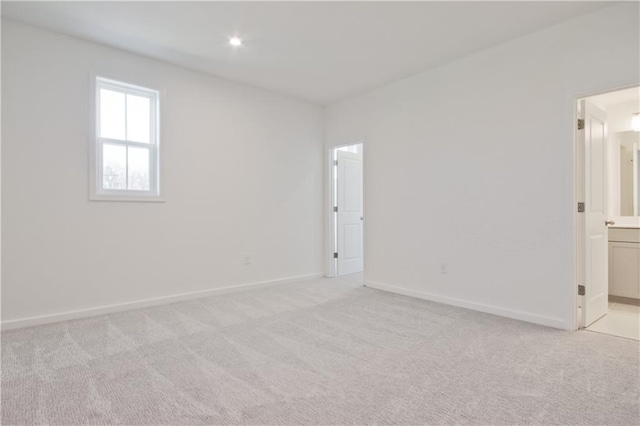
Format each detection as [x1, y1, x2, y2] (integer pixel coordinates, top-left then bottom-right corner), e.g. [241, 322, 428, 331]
[609, 228, 640, 300]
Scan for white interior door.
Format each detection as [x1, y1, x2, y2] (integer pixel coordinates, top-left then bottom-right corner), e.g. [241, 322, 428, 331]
[337, 149, 363, 275]
[581, 101, 610, 327]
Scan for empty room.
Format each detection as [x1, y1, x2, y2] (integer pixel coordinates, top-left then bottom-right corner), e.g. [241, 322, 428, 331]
[1, 1, 639, 425]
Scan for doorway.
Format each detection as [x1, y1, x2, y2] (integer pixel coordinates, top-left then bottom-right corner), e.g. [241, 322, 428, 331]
[576, 86, 640, 340]
[330, 143, 364, 278]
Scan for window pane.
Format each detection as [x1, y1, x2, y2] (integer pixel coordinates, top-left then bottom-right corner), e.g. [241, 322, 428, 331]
[126, 94, 151, 143]
[103, 144, 126, 189]
[128, 146, 150, 191]
[99, 89, 125, 140]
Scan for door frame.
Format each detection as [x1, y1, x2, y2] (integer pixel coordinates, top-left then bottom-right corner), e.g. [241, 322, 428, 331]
[574, 83, 639, 330]
[326, 141, 365, 278]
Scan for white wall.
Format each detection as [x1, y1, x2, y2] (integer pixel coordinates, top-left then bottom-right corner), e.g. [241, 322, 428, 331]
[609, 131, 623, 217]
[619, 137, 635, 216]
[326, 3, 639, 330]
[604, 100, 640, 218]
[1, 21, 324, 325]
[605, 100, 640, 134]
[618, 131, 640, 217]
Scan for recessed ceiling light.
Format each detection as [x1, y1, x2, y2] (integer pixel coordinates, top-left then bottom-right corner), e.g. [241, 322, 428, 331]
[229, 37, 242, 47]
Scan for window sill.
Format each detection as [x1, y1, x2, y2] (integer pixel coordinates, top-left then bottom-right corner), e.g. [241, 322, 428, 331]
[89, 195, 165, 203]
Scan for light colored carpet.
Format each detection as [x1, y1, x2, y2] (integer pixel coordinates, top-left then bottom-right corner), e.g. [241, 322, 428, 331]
[2, 277, 639, 425]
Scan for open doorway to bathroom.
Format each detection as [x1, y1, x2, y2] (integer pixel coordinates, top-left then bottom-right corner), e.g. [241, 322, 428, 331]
[330, 143, 364, 281]
[576, 86, 640, 340]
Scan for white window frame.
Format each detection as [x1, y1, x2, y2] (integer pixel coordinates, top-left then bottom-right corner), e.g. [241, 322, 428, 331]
[90, 76, 162, 202]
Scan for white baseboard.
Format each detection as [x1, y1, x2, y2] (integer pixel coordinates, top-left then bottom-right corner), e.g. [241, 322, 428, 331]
[1, 273, 324, 331]
[364, 280, 568, 330]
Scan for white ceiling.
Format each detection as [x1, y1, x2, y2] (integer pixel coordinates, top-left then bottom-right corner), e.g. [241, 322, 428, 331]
[589, 86, 640, 108]
[2, 1, 612, 105]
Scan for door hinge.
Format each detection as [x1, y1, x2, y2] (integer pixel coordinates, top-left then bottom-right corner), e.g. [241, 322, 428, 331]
[577, 118, 585, 130]
[334, 252, 338, 259]
[334, 206, 338, 213]
[578, 285, 585, 296]
[578, 202, 585, 213]
[334, 160, 338, 166]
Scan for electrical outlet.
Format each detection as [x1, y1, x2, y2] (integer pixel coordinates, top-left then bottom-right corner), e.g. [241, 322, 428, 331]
[243, 255, 251, 265]
[440, 262, 448, 274]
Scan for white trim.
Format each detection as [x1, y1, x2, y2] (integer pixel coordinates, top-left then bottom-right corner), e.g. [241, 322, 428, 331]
[572, 82, 640, 331]
[574, 97, 585, 331]
[90, 74, 162, 201]
[325, 145, 337, 278]
[326, 141, 366, 278]
[89, 195, 166, 203]
[1, 273, 323, 331]
[365, 280, 568, 330]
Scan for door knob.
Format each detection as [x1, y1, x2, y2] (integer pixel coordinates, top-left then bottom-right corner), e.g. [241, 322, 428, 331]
[605, 220, 616, 226]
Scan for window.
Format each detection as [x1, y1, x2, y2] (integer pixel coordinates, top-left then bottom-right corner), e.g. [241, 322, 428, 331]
[91, 77, 160, 200]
